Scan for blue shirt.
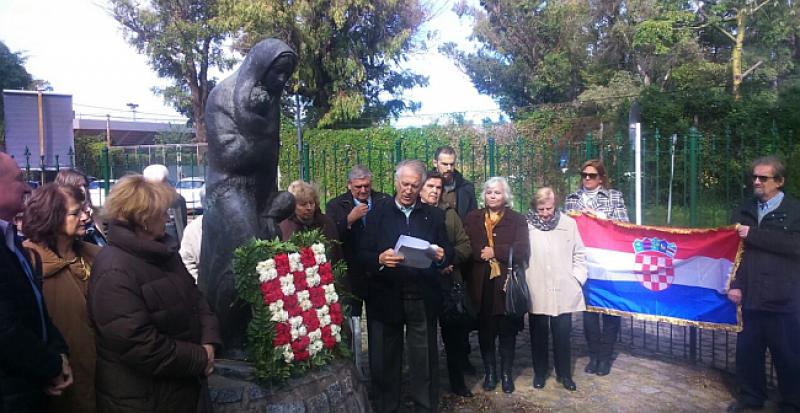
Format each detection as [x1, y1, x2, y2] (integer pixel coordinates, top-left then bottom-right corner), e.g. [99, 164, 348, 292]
[758, 191, 784, 224]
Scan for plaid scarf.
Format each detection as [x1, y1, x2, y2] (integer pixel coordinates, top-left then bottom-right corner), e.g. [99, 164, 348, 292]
[526, 209, 560, 232]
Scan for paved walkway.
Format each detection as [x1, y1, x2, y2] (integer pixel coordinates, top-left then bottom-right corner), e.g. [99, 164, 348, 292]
[358, 313, 782, 412]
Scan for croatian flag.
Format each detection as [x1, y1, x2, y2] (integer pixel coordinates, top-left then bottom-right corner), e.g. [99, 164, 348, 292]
[573, 214, 743, 331]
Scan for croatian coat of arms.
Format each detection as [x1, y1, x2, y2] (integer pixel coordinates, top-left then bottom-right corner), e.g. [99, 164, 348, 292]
[632, 237, 678, 292]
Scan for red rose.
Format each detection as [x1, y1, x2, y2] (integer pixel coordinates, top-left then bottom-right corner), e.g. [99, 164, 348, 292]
[291, 336, 310, 352]
[329, 303, 344, 325]
[302, 309, 320, 331]
[274, 254, 290, 275]
[322, 334, 336, 349]
[300, 247, 316, 267]
[293, 271, 309, 291]
[273, 322, 291, 346]
[283, 295, 301, 316]
[293, 349, 310, 361]
[309, 286, 326, 308]
[261, 279, 283, 304]
[318, 262, 334, 284]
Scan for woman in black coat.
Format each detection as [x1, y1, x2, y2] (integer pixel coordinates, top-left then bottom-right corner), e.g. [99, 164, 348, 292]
[463, 177, 529, 394]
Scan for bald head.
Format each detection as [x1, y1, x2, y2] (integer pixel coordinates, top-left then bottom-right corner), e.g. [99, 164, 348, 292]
[0, 152, 32, 221]
[143, 164, 170, 183]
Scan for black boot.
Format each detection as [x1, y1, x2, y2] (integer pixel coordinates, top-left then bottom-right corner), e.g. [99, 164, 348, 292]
[448, 356, 473, 397]
[584, 357, 598, 374]
[481, 350, 498, 391]
[499, 338, 515, 394]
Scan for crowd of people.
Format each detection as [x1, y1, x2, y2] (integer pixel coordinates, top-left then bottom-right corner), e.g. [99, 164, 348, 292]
[0, 147, 797, 413]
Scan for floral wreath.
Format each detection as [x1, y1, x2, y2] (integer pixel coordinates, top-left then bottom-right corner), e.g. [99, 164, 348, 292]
[234, 229, 350, 383]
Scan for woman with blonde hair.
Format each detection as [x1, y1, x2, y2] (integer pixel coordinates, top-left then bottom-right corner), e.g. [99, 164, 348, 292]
[463, 177, 529, 393]
[22, 183, 99, 413]
[88, 175, 220, 413]
[279, 180, 341, 260]
[525, 187, 587, 391]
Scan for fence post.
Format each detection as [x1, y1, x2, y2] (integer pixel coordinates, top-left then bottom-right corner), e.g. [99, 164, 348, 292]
[24, 146, 31, 181]
[654, 129, 661, 206]
[68, 147, 75, 169]
[585, 132, 593, 161]
[302, 143, 310, 181]
[488, 137, 496, 177]
[40, 155, 45, 184]
[395, 140, 402, 164]
[102, 147, 111, 192]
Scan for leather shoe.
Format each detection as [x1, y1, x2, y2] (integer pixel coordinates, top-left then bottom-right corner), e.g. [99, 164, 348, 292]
[596, 360, 611, 376]
[557, 376, 577, 391]
[452, 385, 474, 398]
[501, 373, 515, 394]
[584, 358, 598, 374]
[532, 375, 546, 389]
[483, 373, 497, 391]
[726, 401, 764, 412]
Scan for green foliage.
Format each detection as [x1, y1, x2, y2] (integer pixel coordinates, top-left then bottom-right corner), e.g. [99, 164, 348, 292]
[220, 0, 429, 128]
[109, 0, 237, 142]
[232, 230, 350, 385]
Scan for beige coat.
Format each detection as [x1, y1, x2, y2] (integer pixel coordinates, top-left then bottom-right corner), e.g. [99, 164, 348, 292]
[525, 213, 588, 316]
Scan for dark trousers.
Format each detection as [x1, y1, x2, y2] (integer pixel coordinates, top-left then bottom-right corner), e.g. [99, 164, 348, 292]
[583, 312, 620, 361]
[736, 310, 800, 413]
[440, 322, 469, 390]
[530, 313, 573, 379]
[367, 298, 439, 413]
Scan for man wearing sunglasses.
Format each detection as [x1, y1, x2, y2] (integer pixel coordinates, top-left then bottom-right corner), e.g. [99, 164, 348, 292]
[727, 156, 800, 413]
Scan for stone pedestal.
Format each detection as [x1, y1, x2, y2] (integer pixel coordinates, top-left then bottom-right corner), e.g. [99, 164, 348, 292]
[208, 359, 372, 413]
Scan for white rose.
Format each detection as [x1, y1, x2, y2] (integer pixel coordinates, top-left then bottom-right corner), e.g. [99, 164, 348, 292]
[279, 274, 294, 287]
[281, 283, 296, 296]
[298, 326, 308, 337]
[299, 298, 313, 311]
[283, 344, 294, 363]
[320, 314, 331, 327]
[312, 243, 325, 255]
[331, 324, 341, 335]
[325, 292, 339, 304]
[290, 327, 299, 340]
[314, 254, 327, 264]
[290, 316, 304, 328]
[308, 328, 322, 341]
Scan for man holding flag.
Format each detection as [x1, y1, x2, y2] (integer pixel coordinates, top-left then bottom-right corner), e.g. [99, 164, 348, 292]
[727, 156, 800, 413]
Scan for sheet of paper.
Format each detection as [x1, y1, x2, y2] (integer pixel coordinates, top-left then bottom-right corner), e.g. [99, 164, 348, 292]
[393, 235, 438, 269]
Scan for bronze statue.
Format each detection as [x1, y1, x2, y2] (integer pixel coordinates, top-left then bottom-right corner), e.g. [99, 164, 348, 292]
[200, 38, 297, 358]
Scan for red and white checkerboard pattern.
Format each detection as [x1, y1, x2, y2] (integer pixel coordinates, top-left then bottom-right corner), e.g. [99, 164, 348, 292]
[634, 253, 674, 292]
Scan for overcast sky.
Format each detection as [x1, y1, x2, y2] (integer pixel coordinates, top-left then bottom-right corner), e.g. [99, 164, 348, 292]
[0, 0, 501, 127]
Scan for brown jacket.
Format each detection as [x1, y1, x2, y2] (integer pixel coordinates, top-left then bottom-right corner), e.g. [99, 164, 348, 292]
[88, 222, 221, 413]
[463, 208, 530, 316]
[23, 240, 101, 413]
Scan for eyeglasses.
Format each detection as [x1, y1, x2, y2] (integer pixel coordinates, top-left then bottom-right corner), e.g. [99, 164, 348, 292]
[580, 172, 599, 180]
[752, 175, 775, 183]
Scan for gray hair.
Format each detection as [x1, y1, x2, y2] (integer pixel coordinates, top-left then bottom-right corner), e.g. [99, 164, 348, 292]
[394, 159, 427, 183]
[482, 176, 514, 208]
[348, 165, 373, 182]
[752, 156, 786, 182]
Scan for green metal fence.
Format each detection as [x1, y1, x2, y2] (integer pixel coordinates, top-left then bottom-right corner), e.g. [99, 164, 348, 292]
[21, 124, 798, 228]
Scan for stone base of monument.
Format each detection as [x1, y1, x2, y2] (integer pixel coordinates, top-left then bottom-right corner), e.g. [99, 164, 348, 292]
[208, 359, 372, 413]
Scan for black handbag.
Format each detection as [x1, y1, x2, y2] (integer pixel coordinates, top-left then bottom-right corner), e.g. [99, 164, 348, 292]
[440, 273, 477, 327]
[504, 246, 530, 317]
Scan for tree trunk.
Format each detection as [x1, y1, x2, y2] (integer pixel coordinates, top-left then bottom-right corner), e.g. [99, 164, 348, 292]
[731, 11, 746, 101]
